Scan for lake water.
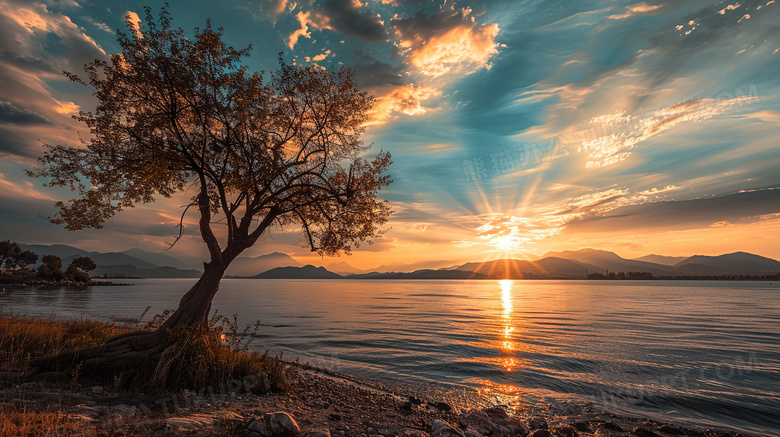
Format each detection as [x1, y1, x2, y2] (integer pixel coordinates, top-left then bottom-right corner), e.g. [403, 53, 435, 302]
[2, 279, 779, 436]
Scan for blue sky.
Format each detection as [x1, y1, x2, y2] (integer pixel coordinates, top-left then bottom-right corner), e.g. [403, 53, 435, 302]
[1, 0, 779, 268]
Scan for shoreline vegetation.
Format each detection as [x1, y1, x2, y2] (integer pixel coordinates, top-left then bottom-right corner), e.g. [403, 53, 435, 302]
[0, 314, 757, 437]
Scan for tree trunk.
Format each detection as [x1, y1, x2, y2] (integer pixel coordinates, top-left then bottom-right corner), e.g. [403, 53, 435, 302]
[31, 261, 229, 375]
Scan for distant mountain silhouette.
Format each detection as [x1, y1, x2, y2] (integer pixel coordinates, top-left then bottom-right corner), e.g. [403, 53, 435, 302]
[633, 254, 688, 266]
[20, 244, 161, 270]
[226, 252, 303, 276]
[251, 265, 342, 279]
[12, 242, 780, 279]
[542, 249, 669, 274]
[326, 261, 362, 275]
[94, 264, 202, 278]
[122, 248, 195, 270]
[674, 252, 780, 274]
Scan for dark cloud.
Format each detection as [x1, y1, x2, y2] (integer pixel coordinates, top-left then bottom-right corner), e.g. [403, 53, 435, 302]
[0, 51, 57, 75]
[0, 101, 50, 125]
[566, 189, 780, 233]
[351, 60, 407, 88]
[391, 7, 474, 41]
[0, 128, 39, 158]
[315, 0, 387, 43]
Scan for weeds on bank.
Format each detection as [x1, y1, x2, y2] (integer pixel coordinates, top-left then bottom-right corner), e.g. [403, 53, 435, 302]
[0, 312, 134, 371]
[0, 308, 292, 393]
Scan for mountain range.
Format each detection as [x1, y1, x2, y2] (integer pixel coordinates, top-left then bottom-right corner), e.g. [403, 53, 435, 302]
[11, 243, 780, 280]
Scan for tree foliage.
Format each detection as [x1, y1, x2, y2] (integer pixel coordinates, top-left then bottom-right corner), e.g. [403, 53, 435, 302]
[38, 255, 63, 281]
[70, 256, 97, 273]
[0, 240, 21, 271]
[28, 7, 392, 271]
[65, 256, 97, 282]
[0, 241, 38, 271]
[7, 250, 38, 270]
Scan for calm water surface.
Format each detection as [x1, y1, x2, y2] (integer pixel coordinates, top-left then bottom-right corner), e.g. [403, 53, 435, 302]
[2, 279, 779, 436]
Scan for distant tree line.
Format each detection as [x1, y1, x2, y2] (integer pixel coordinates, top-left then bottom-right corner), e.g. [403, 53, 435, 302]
[587, 271, 780, 281]
[0, 240, 96, 282]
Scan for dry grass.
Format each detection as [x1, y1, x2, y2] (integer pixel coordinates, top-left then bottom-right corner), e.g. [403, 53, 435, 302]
[0, 410, 82, 437]
[0, 313, 135, 372]
[0, 311, 293, 436]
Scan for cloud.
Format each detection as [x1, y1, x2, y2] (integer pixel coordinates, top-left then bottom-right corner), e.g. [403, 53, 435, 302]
[0, 0, 107, 159]
[305, 49, 331, 62]
[607, 2, 665, 20]
[262, 0, 292, 23]
[350, 59, 407, 88]
[365, 83, 440, 125]
[126, 10, 141, 35]
[288, 0, 386, 48]
[287, 11, 311, 49]
[0, 101, 50, 125]
[457, 184, 691, 251]
[80, 15, 112, 33]
[719, 3, 742, 14]
[577, 93, 760, 168]
[566, 188, 780, 233]
[391, 6, 500, 76]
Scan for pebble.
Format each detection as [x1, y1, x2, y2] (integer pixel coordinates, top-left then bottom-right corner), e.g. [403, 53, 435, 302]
[248, 412, 300, 437]
[430, 420, 466, 437]
[528, 417, 549, 430]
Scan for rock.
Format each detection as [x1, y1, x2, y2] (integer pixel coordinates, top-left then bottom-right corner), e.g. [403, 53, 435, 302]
[428, 401, 453, 412]
[552, 425, 578, 437]
[304, 431, 330, 437]
[657, 425, 684, 435]
[600, 422, 623, 432]
[248, 412, 300, 437]
[91, 386, 104, 394]
[271, 412, 300, 436]
[431, 420, 466, 437]
[409, 396, 423, 405]
[464, 427, 483, 437]
[459, 410, 494, 435]
[494, 418, 529, 437]
[633, 427, 658, 437]
[573, 423, 591, 433]
[490, 424, 513, 437]
[529, 430, 553, 437]
[387, 428, 427, 437]
[329, 414, 342, 421]
[400, 401, 414, 413]
[249, 417, 271, 436]
[528, 417, 548, 430]
[482, 408, 508, 421]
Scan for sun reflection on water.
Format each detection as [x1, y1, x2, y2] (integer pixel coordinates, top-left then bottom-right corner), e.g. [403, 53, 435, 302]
[499, 279, 515, 356]
[481, 280, 524, 405]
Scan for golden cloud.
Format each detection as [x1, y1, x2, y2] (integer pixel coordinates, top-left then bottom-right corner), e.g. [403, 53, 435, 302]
[578, 93, 760, 168]
[607, 2, 664, 20]
[392, 7, 500, 77]
[365, 84, 441, 126]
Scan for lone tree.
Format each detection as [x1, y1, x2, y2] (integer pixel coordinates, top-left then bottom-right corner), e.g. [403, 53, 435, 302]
[28, 8, 391, 368]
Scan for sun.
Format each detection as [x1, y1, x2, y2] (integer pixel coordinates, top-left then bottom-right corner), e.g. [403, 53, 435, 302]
[493, 234, 522, 252]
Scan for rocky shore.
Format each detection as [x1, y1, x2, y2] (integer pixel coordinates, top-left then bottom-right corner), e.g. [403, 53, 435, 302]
[2, 363, 754, 437]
